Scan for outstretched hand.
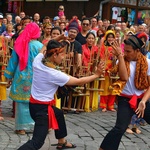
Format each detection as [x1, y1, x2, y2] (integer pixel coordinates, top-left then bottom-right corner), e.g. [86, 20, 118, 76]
[135, 101, 146, 118]
[95, 61, 105, 77]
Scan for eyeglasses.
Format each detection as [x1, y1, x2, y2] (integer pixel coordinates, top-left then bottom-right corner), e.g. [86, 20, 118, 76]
[82, 23, 89, 26]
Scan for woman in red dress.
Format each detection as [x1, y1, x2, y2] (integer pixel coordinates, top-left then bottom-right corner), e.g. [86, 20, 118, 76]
[82, 32, 98, 68]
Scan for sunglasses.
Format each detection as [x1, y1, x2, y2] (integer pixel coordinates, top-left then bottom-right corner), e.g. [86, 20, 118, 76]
[82, 23, 89, 26]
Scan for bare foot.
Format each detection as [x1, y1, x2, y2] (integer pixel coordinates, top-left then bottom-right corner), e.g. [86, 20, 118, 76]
[102, 108, 107, 112]
[132, 128, 141, 134]
[48, 128, 52, 132]
[109, 109, 116, 112]
[126, 128, 134, 134]
[0, 116, 4, 121]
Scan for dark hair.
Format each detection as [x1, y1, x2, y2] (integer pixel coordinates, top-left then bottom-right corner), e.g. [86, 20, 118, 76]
[50, 26, 62, 35]
[21, 15, 31, 25]
[107, 25, 115, 31]
[14, 23, 21, 32]
[43, 40, 62, 59]
[81, 17, 91, 24]
[47, 40, 62, 51]
[86, 32, 96, 39]
[21, 15, 31, 21]
[124, 35, 147, 55]
[124, 39, 137, 50]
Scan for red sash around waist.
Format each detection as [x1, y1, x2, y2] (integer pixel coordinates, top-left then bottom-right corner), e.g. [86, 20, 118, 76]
[120, 93, 144, 111]
[30, 95, 59, 130]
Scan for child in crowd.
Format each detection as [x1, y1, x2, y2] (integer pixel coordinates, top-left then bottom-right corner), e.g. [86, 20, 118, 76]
[58, 5, 65, 18]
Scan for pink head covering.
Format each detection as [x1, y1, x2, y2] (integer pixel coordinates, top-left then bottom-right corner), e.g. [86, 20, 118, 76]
[14, 22, 40, 71]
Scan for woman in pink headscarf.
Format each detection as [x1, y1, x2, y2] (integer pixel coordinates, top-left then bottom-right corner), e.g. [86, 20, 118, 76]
[4, 23, 43, 135]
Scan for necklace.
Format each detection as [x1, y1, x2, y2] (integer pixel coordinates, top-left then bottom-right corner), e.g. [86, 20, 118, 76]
[42, 58, 60, 70]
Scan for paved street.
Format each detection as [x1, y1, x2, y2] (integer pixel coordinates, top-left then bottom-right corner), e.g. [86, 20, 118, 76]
[1, 89, 150, 150]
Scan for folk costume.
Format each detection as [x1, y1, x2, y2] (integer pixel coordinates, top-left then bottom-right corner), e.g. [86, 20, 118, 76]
[99, 30, 117, 111]
[4, 23, 43, 134]
[82, 32, 99, 111]
[0, 36, 8, 119]
[126, 32, 149, 133]
[18, 40, 76, 150]
[82, 44, 98, 67]
[100, 35, 150, 150]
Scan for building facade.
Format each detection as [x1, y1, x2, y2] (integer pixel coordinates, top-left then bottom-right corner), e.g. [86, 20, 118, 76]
[0, 0, 101, 20]
[1, 0, 150, 25]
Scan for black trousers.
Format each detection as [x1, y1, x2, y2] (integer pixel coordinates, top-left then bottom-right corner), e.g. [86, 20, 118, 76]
[100, 96, 150, 150]
[18, 103, 67, 150]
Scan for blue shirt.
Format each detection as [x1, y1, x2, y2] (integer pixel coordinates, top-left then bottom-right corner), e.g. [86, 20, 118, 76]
[0, 23, 6, 35]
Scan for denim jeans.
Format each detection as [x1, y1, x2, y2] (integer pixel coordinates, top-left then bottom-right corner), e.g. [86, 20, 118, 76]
[100, 96, 150, 150]
[18, 103, 67, 150]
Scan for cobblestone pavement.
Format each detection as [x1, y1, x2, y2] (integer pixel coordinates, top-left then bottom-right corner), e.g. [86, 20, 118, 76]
[1, 89, 150, 150]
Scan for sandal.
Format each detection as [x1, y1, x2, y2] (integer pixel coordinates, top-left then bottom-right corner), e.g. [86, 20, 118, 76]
[51, 143, 58, 146]
[15, 130, 26, 135]
[56, 140, 76, 149]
